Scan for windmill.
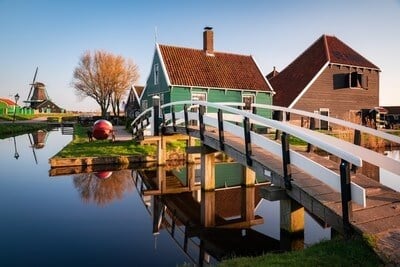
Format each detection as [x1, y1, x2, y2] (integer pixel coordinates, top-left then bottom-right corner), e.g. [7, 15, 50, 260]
[24, 67, 50, 109]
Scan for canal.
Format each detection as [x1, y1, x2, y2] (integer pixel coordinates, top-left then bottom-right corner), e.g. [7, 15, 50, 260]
[0, 128, 371, 266]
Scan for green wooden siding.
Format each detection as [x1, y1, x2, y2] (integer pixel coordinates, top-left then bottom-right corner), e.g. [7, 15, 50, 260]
[141, 50, 170, 109]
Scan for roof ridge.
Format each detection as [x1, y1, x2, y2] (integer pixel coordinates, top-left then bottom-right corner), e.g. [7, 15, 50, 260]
[158, 43, 252, 57]
[322, 34, 331, 62]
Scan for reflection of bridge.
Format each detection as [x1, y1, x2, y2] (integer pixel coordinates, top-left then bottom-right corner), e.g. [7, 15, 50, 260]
[132, 167, 293, 265]
[131, 100, 400, 264]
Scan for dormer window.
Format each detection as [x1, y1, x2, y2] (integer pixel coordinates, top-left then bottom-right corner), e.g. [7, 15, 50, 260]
[154, 64, 159, 85]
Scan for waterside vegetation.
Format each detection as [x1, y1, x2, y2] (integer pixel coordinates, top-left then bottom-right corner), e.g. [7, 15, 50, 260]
[219, 236, 382, 267]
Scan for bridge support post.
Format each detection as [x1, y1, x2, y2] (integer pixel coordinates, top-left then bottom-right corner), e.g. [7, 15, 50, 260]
[307, 117, 316, 152]
[242, 186, 255, 222]
[201, 190, 215, 227]
[243, 166, 255, 186]
[156, 165, 166, 192]
[340, 159, 353, 237]
[351, 130, 361, 172]
[186, 137, 197, 163]
[184, 104, 189, 134]
[280, 199, 304, 234]
[152, 96, 160, 136]
[199, 105, 205, 141]
[171, 105, 177, 132]
[281, 132, 292, 190]
[243, 117, 252, 166]
[274, 111, 283, 140]
[157, 137, 166, 165]
[217, 109, 225, 151]
[201, 147, 215, 191]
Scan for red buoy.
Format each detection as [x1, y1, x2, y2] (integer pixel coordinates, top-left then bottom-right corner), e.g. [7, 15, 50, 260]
[92, 119, 113, 140]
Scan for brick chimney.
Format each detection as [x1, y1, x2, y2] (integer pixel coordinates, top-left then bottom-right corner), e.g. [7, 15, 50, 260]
[203, 26, 214, 54]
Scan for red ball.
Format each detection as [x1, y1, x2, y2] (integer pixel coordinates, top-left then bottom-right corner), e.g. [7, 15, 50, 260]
[94, 171, 113, 179]
[92, 119, 113, 140]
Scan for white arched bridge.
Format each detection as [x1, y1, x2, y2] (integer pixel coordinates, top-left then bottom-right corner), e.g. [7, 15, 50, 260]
[131, 100, 400, 263]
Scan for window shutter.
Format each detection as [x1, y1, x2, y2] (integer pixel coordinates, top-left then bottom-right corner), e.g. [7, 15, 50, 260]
[361, 75, 368, 89]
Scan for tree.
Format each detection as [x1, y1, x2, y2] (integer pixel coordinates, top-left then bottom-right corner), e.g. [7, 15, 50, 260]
[72, 50, 139, 117]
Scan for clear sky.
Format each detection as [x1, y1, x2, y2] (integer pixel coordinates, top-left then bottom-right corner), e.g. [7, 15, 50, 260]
[1, 0, 399, 112]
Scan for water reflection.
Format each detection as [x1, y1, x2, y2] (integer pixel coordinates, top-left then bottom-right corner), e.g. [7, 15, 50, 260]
[73, 169, 134, 206]
[12, 136, 19, 159]
[130, 163, 333, 266]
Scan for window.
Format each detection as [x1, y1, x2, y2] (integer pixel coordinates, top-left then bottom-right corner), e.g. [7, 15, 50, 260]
[153, 64, 159, 85]
[333, 72, 368, 89]
[242, 94, 255, 112]
[319, 108, 329, 130]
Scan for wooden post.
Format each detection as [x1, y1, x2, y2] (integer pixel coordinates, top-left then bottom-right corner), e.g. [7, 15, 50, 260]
[243, 166, 255, 186]
[184, 104, 189, 134]
[243, 117, 252, 166]
[201, 147, 215, 190]
[186, 136, 196, 164]
[352, 130, 361, 172]
[199, 105, 205, 141]
[340, 159, 353, 237]
[274, 110, 283, 140]
[152, 96, 160, 136]
[217, 109, 225, 151]
[281, 132, 292, 190]
[280, 199, 304, 233]
[241, 186, 255, 222]
[171, 105, 176, 132]
[157, 137, 166, 165]
[307, 117, 316, 152]
[201, 190, 215, 227]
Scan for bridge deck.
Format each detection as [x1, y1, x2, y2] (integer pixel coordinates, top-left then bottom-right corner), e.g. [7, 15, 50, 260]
[163, 125, 400, 264]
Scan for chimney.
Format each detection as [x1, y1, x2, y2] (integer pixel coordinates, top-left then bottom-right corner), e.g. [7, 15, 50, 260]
[203, 26, 214, 54]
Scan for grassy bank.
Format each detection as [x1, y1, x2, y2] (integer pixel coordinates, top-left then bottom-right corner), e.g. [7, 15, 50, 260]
[219, 236, 382, 267]
[53, 125, 157, 158]
[0, 122, 48, 139]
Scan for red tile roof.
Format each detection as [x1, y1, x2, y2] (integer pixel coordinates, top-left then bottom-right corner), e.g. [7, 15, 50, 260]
[269, 35, 380, 107]
[159, 44, 273, 92]
[0, 98, 17, 106]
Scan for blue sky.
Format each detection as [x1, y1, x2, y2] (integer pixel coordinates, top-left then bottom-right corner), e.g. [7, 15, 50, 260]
[1, 0, 399, 111]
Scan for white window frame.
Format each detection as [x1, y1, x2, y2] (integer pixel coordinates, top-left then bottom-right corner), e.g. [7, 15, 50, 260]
[242, 94, 255, 112]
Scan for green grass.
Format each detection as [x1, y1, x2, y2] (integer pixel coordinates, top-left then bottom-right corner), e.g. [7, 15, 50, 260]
[53, 125, 156, 158]
[219, 236, 382, 267]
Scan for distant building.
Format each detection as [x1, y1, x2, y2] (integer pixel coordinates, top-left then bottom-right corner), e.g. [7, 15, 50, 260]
[140, 27, 274, 119]
[268, 34, 380, 129]
[125, 85, 144, 119]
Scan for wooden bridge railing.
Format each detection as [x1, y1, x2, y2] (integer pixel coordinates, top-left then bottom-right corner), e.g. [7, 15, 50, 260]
[131, 100, 400, 229]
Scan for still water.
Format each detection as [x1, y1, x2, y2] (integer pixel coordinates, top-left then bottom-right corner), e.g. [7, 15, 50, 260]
[0, 128, 333, 266]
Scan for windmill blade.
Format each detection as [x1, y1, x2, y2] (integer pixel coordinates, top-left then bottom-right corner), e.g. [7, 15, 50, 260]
[27, 133, 38, 164]
[27, 67, 38, 101]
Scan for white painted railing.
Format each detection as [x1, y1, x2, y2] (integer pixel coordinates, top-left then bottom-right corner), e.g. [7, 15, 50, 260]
[131, 100, 400, 208]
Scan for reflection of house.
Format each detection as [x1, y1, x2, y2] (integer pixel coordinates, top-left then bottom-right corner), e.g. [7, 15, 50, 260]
[125, 85, 144, 119]
[268, 34, 380, 129]
[140, 27, 274, 118]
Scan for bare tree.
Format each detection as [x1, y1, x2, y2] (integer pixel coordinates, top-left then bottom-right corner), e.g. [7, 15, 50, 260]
[72, 50, 139, 117]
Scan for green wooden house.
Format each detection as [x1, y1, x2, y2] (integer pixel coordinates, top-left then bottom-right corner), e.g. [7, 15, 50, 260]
[140, 27, 274, 118]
